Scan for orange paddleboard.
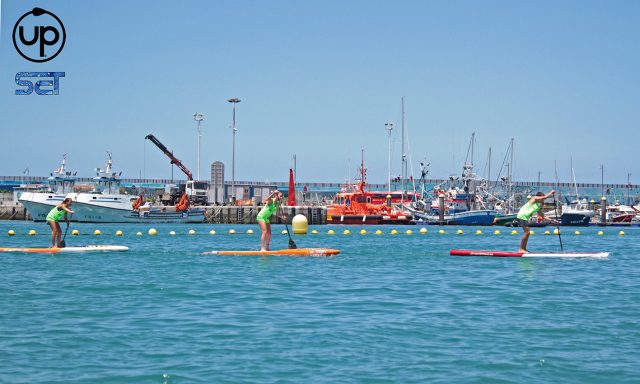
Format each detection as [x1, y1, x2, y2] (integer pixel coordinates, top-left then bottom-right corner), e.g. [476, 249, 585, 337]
[204, 248, 340, 257]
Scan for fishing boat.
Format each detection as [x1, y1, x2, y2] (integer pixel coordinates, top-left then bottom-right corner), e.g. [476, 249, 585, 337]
[560, 198, 594, 226]
[19, 155, 78, 222]
[326, 153, 413, 225]
[604, 204, 636, 225]
[406, 161, 496, 226]
[73, 152, 204, 223]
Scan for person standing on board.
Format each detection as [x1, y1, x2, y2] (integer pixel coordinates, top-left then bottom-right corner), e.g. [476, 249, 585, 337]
[46, 197, 75, 248]
[516, 190, 555, 253]
[257, 190, 284, 251]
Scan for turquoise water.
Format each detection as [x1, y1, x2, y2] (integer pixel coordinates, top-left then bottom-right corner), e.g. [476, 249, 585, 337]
[1, 222, 639, 383]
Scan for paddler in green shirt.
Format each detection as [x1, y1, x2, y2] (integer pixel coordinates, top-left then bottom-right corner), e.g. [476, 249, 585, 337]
[516, 190, 555, 253]
[46, 198, 75, 248]
[257, 190, 284, 251]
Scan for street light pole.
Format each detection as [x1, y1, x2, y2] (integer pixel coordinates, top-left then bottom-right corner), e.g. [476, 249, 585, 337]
[227, 98, 241, 202]
[193, 113, 204, 181]
[385, 122, 393, 194]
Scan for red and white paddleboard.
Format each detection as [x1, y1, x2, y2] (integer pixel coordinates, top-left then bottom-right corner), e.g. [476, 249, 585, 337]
[450, 249, 609, 258]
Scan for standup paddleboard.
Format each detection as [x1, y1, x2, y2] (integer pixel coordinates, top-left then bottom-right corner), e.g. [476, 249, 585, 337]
[205, 248, 340, 257]
[450, 249, 609, 258]
[0, 245, 129, 253]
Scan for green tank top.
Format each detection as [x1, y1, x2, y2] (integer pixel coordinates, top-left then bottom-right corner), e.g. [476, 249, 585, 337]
[257, 201, 279, 222]
[517, 201, 541, 220]
[46, 205, 67, 222]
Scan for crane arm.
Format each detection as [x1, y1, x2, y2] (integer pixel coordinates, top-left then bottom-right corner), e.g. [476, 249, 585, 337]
[144, 134, 193, 180]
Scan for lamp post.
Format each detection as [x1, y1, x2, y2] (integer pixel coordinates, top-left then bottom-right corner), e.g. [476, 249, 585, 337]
[193, 112, 204, 181]
[227, 98, 241, 202]
[385, 122, 393, 193]
[600, 164, 604, 199]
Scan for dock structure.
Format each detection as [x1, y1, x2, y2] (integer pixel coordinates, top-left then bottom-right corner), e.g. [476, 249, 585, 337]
[0, 204, 29, 220]
[203, 206, 326, 225]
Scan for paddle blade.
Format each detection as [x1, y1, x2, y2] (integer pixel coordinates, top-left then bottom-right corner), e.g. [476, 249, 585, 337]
[60, 240, 66, 248]
[288, 239, 297, 249]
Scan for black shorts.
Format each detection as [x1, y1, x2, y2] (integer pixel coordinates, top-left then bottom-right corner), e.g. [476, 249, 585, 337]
[516, 218, 530, 228]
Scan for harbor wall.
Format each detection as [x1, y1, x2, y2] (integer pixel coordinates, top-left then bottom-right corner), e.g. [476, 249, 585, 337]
[0, 202, 29, 220]
[203, 206, 326, 225]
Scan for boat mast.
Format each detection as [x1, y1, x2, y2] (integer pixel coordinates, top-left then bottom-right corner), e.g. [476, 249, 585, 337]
[401, 97, 406, 203]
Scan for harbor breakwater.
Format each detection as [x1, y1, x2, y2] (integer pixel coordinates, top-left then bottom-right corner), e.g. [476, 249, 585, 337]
[203, 206, 326, 225]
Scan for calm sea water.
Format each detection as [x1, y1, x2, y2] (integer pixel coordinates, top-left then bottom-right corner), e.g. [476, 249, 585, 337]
[1, 221, 638, 383]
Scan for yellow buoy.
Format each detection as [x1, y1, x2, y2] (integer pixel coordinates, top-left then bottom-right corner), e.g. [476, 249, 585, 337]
[94, 229, 101, 236]
[391, 229, 398, 235]
[574, 230, 581, 235]
[406, 230, 412, 235]
[7, 230, 15, 236]
[544, 231, 550, 235]
[136, 232, 143, 236]
[188, 229, 196, 235]
[115, 230, 123, 236]
[438, 229, 445, 234]
[530, 230, 535, 235]
[281, 229, 288, 235]
[360, 229, 367, 235]
[209, 230, 216, 235]
[311, 229, 318, 234]
[148, 228, 157, 236]
[246, 229, 254, 234]
[343, 229, 351, 235]
[494, 230, 500, 235]
[229, 229, 236, 235]
[419, 227, 428, 234]
[553, 229, 560, 235]
[375, 229, 382, 235]
[597, 231, 604, 236]
[475, 230, 482, 235]
[328, 229, 335, 235]
[619, 231, 625, 236]
[169, 231, 176, 236]
[28, 229, 37, 236]
[511, 230, 518, 235]
[457, 229, 463, 235]
[291, 214, 309, 234]
[72, 229, 80, 236]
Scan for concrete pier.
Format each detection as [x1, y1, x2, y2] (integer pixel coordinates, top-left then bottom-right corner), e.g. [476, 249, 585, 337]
[203, 206, 326, 224]
[0, 203, 29, 220]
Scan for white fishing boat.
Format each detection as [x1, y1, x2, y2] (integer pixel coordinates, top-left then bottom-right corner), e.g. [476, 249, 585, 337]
[73, 152, 204, 223]
[18, 155, 78, 221]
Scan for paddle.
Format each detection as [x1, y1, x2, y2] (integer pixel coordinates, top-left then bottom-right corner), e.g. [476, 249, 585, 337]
[553, 194, 563, 251]
[279, 205, 297, 249]
[60, 219, 70, 248]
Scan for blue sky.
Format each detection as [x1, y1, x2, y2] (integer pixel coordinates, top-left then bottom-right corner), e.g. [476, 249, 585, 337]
[1, 0, 638, 185]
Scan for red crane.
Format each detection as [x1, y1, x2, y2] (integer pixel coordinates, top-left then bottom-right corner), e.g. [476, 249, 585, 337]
[144, 134, 193, 180]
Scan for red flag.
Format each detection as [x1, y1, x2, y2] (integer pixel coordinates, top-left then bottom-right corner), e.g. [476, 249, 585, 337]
[288, 168, 296, 206]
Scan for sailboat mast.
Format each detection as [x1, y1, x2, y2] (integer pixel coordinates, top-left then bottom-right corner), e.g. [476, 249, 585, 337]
[401, 97, 406, 182]
[401, 97, 406, 204]
[488, 147, 491, 188]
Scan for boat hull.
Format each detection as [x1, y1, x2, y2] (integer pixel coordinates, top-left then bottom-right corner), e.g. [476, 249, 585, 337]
[414, 210, 496, 226]
[560, 213, 592, 226]
[19, 194, 79, 222]
[326, 214, 414, 225]
[72, 202, 205, 223]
